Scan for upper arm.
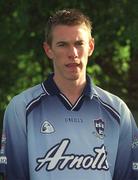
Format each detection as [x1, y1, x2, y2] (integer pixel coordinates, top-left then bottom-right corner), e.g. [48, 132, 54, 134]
[0, 97, 29, 179]
[113, 102, 138, 180]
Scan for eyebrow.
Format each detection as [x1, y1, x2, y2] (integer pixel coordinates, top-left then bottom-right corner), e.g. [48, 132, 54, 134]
[56, 40, 84, 45]
[56, 41, 68, 45]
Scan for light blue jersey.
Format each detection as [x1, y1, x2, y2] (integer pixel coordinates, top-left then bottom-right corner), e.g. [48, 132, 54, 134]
[0, 74, 138, 180]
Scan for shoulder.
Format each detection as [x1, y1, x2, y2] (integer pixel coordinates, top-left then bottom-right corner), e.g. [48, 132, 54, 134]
[6, 83, 46, 114]
[93, 85, 124, 107]
[93, 85, 132, 124]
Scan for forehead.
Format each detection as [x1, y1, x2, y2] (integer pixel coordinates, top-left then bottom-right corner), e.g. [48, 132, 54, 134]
[51, 24, 90, 42]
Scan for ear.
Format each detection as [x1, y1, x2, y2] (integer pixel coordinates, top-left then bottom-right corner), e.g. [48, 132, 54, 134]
[88, 38, 94, 57]
[43, 42, 53, 59]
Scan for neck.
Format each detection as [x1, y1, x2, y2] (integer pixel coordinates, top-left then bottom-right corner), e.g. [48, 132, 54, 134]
[53, 76, 86, 105]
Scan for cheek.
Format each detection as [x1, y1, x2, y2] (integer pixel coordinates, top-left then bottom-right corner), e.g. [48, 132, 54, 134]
[53, 49, 67, 58]
[51, 52, 61, 62]
[80, 50, 89, 65]
[80, 48, 89, 58]
[52, 52, 65, 66]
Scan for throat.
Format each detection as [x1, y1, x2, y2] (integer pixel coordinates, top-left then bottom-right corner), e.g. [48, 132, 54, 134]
[53, 75, 86, 105]
[60, 93, 82, 105]
[58, 84, 85, 105]
[59, 92, 84, 111]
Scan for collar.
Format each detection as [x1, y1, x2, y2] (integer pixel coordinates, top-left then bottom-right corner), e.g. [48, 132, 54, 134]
[42, 73, 94, 98]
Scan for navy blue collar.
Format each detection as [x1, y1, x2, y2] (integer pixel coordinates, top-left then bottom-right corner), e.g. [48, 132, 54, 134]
[42, 73, 94, 98]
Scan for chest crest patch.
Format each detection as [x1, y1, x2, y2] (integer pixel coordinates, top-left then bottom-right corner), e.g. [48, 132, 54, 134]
[41, 121, 55, 134]
[94, 119, 105, 139]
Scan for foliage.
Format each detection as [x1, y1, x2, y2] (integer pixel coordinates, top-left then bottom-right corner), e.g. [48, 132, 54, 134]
[0, 0, 138, 129]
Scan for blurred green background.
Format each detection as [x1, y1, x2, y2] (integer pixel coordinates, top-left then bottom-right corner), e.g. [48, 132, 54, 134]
[0, 0, 138, 179]
[0, 0, 138, 132]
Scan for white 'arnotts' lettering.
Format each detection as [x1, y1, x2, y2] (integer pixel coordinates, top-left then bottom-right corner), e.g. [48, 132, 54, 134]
[35, 139, 109, 171]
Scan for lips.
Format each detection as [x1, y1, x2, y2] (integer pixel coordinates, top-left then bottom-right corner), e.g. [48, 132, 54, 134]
[65, 63, 80, 68]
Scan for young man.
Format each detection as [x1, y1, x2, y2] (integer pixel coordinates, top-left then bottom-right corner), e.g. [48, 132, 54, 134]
[0, 9, 138, 180]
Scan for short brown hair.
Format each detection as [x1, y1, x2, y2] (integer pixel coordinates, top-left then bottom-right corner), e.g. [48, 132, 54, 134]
[45, 9, 92, 46]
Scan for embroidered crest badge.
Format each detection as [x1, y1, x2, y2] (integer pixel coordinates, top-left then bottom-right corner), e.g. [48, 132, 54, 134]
[41, 121, 55, 134]
[94, 119, 105, 139]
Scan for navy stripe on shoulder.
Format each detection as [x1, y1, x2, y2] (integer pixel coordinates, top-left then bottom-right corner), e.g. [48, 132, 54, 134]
[26, 93, 46, 116]
[94, 94, 120, 124]
[41, 83, 50, 95]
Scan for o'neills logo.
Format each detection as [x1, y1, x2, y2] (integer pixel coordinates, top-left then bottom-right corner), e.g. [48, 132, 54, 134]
[35, 139, 109, 171]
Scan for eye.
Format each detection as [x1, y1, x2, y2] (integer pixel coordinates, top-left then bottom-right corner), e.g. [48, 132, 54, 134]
[75, 41, 84, 46]
[57, 42, 67, 47]
[58, 43, 65, 47]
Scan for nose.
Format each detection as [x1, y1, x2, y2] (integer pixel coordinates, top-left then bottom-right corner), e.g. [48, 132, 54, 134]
[68, 46, 78, 59]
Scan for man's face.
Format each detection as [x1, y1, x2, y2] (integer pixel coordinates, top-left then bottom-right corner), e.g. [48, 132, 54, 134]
[44, 24, 94, 82]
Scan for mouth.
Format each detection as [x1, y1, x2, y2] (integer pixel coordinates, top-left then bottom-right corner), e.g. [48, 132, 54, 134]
[65, 63, 80, 68]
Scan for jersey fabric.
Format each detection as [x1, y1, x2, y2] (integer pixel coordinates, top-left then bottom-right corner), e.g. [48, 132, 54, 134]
[0, 73, 138, 180]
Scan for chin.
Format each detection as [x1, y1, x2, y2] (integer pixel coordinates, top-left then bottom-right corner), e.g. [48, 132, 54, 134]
[66, 74, 80, 81]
